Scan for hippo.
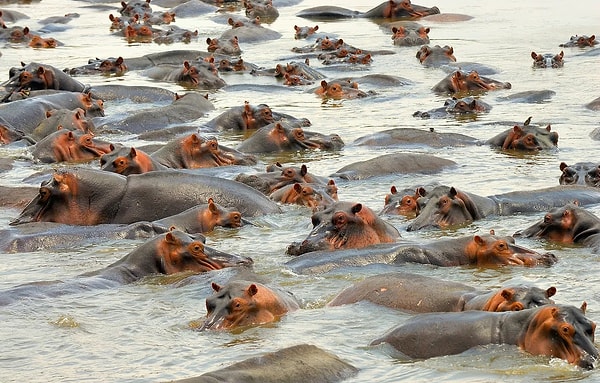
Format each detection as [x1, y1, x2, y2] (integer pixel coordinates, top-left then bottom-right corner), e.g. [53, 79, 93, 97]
[236, 122, 342, 153]
[119, 0, 152, 17]
[328, 272, 556, 313]
[244, 0, 279, 23]
[270, 182, 336, 211]
[296, 0, 441, 20]
[199, 279, 300, 331]
[531, 51, 564, 68]
[286, 201, 401, 256]
[416, 44, 456, 67]
[314, 80, 369, 100]
[235, 163, 330, 195]
[560, 34, 597, 48]
[154, 198, 243, 234]
[168, 344, 358, 383]
[100, 146, 167, 175]
[412, 97, 492, 119]
[0, 92, 104, 134]
[206, 36, 241, 56]
[219, 16, 282, 43]
[486, 119, 558, 151]
[370, 304, 598, 369]
[331, 153, 457, 180]
[514, 203, 600, 252]
[285, 231, 557, 274]
[406, 184, 600, 231]
[151, 134, 257, 169]
[143, 61, 226, 89]
[274, 60, 326, 82]
[294, 24, 320, 39]
[558, 162, 600, 187]
[585, 96, 600, 111]
[353, 127, 480, 148]
[10, 167, 282, 226]
[201, 102, 276, 131]
[31, 129, 114, 164]
[28, 108, 94, 142]
[5, 62, 87, 94]
[390, 24, 429, 46]
[98, 92, 214, 134]
[65, 57, 128, 76]
[432, 70, 511, 96]
[0, 121, 24, 144]
[0, 230, 253, 306]
[379, 185, 427, 217]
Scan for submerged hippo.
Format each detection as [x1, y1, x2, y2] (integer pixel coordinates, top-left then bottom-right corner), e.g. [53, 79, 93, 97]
[416, 44, 456, 67]
[286, 231, 557, 274]
[352, 128, 480, 148]
[406, 184, 600, 231]
[297, 0, 441, 20]
[432, 70, 511, 96]
[379, 185, 428, 217]
[560, 34, 597, 48]
[10, 167, 281, 226]
[328, 272, 556, 313]
[412, 97, 491, 119]
[0, 230, 253, 306]
[558, 162, 600, 187]
[370, 304, 598, 369]
[487, 124, 558, 151]
[235, 163, 331, 195]
[515, 203, 600, 252]
[199, 279, 300, 331]
[100, 146, 167, 175]
[531, 51, 564, 68]
[286, 201, 401, 256]
[31, 129, 113, 164]
[236, 122, 342, 153]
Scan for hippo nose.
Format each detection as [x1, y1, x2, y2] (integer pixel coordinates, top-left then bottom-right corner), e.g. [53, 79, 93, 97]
[579, 354, 596, 370]
[543, 214, 552, 224]
[544, 57, 553, 68]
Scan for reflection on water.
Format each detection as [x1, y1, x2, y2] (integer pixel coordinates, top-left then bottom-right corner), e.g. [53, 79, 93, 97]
[0, 0, 599, 382]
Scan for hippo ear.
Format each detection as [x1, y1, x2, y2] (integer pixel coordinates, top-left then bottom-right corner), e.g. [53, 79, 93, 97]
[473, 235, 485, 245]
[300, 164, 307, 176]
[573, 200, 580, 206]
[545, 124, 552, 132]
[165, 232, 177, 244]
[559, 162, 568, 171]
[67, 131, 75, 140]
[321, 80, 328, 88]
[390, 185, 397, 194]
[208, 199, 218, 213]
[523, 116, 532, 126]
[206, 37, 212, 44]
[211, 282, 221, 292]
[183, 61, 190, 69]
[351, 203, 363, 214]
[581, 301, 587, 314]
[247, 284, 258, 296]
[546, 286, 557, 298]
[531, 51, 538, 60]
[305, 58, 310, 66]
[500, 289, 514, 301]
[489, 229, 495, 236]
[129, 147, 138, 157]
[391, 26, 398, 33]
[417, 187, 427, 197]
[293, 183, 302, 192]
[448, 187, 458, 198]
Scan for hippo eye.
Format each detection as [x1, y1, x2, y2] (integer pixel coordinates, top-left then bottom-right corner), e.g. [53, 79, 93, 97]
[191, 242, 204, 253]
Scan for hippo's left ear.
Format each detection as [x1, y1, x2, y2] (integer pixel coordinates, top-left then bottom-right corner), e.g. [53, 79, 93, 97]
[247, 284, 258, 296]
[473, 235, 486, 245]
[500, 288, 515, 301]
[546, 286, 557, 298]
[581, 301, 588, 314]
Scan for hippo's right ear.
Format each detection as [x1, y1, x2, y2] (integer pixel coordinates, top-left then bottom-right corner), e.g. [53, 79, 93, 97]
[165, 232, 177, 244]
[473, 235, 485, 245]
[546, 286, 557, 298]
[351, 203, 363, 214]
[559, 162, 568, 171]
[300, 164, 307, 176]
[211, 282, 221, 292]
[247, 284, 258, 296]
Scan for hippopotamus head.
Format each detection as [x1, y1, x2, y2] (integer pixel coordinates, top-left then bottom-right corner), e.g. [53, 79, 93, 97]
[391, 25, 430, 46]
[514, 203, 600, 245]
[286, 201, 400, 255]
[416, 45, 456, 66]
[370, 0, 440, 19]
[482, 286, 556, 312]
[200, 280, 297, 331]
[464, 231, 556, 266]
[294, 24, 319, 39]
[242, 101, 275, 130]
[558, 162, 600, 187]
[157, 230, 253, 275]
[315, 80, 368, 100]
[444, 97, 491, 114]
[531, 51, 564, 68]
[519, 304, 598, 369]
[100, 146, 156, 175]
[380, 186, 427, 217]
[0, 123, 24, 144]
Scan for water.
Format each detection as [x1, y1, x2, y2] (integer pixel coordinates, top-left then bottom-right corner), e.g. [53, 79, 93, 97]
[0, 0, 600, 381]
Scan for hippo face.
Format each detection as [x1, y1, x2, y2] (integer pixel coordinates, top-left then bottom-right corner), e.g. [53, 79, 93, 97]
[519, 304, 598, 369]
[416, 45, 456, 66]
[200, 280, 294, 331]
[381, 186, 427, 217]
[157, 231, 252, 274]
[531, 51, 564, 68]
[286, 202, 398, 255]
[464, 233, 557, 266]
[392, 25, 430, 46]
[560, 34, 597, 48]
[483, 286, 556, 312]
[559, 162, 600, 187]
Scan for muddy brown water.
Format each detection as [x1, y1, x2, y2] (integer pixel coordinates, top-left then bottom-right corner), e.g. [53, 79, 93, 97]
[0, 0, 600, 382]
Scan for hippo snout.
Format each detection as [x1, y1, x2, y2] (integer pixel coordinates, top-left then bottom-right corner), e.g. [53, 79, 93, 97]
[540, 252, 558, 266]
[579, 354, 596, 370]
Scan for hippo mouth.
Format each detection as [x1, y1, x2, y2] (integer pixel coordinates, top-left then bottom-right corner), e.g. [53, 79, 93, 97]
[204, 247, 253, 268]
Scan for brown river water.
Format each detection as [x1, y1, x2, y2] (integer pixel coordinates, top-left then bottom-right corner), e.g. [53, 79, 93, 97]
[1, 0, 600, 382]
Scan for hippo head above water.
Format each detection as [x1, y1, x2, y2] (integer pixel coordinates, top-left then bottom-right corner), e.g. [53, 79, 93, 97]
[531, 51, 564, 68]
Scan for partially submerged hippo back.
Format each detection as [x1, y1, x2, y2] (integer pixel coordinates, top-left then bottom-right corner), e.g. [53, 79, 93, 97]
[297, 1, 440, 20]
